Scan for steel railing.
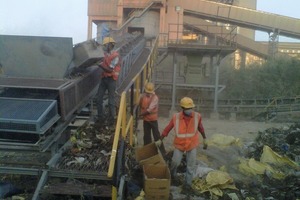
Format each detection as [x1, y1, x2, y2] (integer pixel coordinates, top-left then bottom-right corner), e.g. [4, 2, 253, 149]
[107, 35, 158, 199]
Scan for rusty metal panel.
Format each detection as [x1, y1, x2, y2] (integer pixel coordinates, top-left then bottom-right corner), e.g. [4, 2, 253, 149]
[228, 7, 243, 21]
[217, 6, 231, 18]
[201, 0, 218, 15]
[88, 0, 118, 16]
[123, 0, 151, 8]
[0, 35, 73, 79]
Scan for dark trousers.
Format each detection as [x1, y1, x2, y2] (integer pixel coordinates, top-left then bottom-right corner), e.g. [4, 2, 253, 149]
[143, 120, 166, 154]
[97, 77, 116, 121]
[143, 120, 160, 145]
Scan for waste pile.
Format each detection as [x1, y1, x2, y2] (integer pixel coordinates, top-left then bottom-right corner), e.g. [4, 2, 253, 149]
[125, 123, 300, 200]
[55, 123, 114, 172]
[239, 123, 300, 200]
[247, 123, 300, 163]
[183, 123, 300, 200]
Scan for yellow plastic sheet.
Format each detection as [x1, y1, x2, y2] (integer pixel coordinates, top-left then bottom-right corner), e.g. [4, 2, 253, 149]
[260, 145, 300, 170]
[192, 170, 237, 197]
[208, 134, 241, 147]
[238, 145, 300, 179]
[206, 170, 233, 187]
[238, 158, 285, 179]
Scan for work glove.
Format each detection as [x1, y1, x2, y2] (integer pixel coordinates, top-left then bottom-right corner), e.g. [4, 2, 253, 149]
[155, 139, 162, 147]
[203, 139, 208, 150]
[160, 135, 165, 140]
[96, 60, 103, 67]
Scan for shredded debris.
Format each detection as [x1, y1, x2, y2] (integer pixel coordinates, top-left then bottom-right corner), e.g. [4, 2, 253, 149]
[55, 123, 115, 172]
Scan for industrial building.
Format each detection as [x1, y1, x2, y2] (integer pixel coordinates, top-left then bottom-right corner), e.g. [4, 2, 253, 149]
[87, 0, 300, 118]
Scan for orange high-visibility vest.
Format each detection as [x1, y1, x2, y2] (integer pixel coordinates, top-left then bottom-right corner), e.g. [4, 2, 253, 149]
[172, 111, 200, 151]
[102, 51, 121, 80]
[140, 94, 158, 121]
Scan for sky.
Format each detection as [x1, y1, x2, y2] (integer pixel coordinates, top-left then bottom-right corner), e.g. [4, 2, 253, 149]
[0, 0, 300, 44]
[0, 0, 89, 44]
[256, 0, 300, 42]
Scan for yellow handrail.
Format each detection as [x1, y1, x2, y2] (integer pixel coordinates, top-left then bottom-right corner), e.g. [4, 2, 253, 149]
[108, 92, 125, 178]
[107, 36, 159, 181]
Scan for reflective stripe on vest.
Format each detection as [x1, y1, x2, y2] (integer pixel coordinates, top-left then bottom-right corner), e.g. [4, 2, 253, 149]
[175, 113, 198, 138]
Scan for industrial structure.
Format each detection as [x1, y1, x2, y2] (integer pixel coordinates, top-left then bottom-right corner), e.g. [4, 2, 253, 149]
[0, 32, 155, 199]
[1, 0, 300, 199]
[87, 0, 300, 118]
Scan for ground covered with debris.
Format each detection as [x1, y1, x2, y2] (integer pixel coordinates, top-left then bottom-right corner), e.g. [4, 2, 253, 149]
[1, 120, 299, 199]
[130, 119, 299, 199]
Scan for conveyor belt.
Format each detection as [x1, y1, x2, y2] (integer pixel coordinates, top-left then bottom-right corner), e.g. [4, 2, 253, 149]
[0, 33, 149, 199]
[0, 149, 51, 168]
[183, 0, 300, 39]
[184, 16, 269, 58]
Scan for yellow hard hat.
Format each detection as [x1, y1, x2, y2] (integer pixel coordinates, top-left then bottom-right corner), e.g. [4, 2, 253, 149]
[144, 82, 155, 94]
[102, 37, 115, 45]
[180, 97, 195, 109]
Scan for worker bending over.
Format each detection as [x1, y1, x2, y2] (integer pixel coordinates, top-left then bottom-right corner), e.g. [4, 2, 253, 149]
[159, 97, 208, 191]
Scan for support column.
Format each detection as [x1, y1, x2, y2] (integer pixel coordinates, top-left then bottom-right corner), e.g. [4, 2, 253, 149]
[212, 55, 221, 119]
[117, 0, 124, 28]
[170, 51, 177, 114]
[240, 50, 246, 69]
[87, 17, 93, 40]
[159, 6, 166, 46]
[213, 62, 219, 112]
[268, 30, 279, 58]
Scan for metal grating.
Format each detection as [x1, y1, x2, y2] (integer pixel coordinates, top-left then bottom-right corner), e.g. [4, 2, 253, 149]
[0, 97, 60, 134]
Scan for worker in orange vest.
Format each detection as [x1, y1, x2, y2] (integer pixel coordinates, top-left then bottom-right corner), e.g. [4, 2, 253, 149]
[139, 82, 166, 154]
[159, 97, 207, 190]
[96, 37, 121, 125]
